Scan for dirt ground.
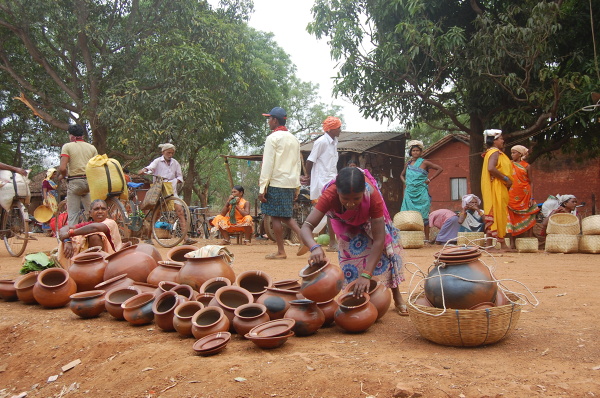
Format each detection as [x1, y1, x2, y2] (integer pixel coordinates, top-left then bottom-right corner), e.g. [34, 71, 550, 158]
[1, 235, 599, 398]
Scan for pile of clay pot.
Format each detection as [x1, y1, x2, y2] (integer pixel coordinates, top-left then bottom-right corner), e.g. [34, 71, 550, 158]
[0, 244, 393, 356]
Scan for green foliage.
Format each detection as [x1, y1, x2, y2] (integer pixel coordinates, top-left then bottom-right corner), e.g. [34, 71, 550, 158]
[20, 252, 57, 274]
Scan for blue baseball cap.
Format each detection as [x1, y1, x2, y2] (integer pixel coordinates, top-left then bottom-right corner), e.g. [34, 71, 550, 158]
[262, 107, 287, 119]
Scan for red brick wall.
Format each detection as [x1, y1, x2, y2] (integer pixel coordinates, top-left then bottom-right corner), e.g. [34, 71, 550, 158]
[426, 140, 470, 212]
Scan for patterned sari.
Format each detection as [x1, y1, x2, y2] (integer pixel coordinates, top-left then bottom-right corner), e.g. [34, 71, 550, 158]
[507, 161, 539, 235]
[401, 158, 430, 222]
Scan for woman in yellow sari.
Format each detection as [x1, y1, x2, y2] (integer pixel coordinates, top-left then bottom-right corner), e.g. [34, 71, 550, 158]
[212, 185, 253, 245]
[481, 129, 513, 250]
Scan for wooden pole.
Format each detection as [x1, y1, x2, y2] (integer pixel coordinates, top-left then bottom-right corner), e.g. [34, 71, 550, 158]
[221, 155, 234, 189]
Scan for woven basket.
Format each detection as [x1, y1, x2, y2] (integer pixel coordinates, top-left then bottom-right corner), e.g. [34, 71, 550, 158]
[547, 213, 580, 235]
[582, 215, 600, 235]
[393, 211, 424, 231]
[515, 237, 538, 253]
[407, 291, 524, 347]
[579, 235, 600, 254]
[399, 231, 425, 249]
[456, 232, 485, 246]
[155, 229, 171, 239]
[545, 234, 579, 253]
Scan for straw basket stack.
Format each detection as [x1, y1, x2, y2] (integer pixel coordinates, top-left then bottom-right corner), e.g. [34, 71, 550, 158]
[545, 213, 580, 253]
[580, 215, 600, 254]
[515, 237, 538, 253]
[394, 211, 425, 249]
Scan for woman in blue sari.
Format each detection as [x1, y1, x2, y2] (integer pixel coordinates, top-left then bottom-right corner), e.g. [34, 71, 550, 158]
[400, 140, 443, 240]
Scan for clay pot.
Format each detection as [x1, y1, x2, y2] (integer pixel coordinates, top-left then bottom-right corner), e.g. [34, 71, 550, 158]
[469, 302, 496, 310]
[317, 298, 339, 327]
[494, 290, 509, 306]
[343, 278, 392, 320]
[413, 295, 434, 307]
[33, 268, 77, 308]
[105, 287, 141, 320]
[196, 293, 215, 306]
[133, 243, 163, 263]
[199, 277, 231, 294]
[14, 272, 39, 304]
[158, 280, 179, 293]
[69, 290, 106, 318]
[132, 282, 160, 297]
[235, 270, 273, 299]
[299, 259, 344, 303]
[94, 274, 134, 292]
[256, 287, 299, 320]
[191, 306, 230, 339]
[171, 284, 197, 301]
[334, 292, 378, 333]
[166, 245, 199, 262]
[233, 303, 270, 337]
[122, 292, 156, 326]
[152, 290, 187, 332]
[173, 301, 204, 337]
[284, 299, 325, 336]
[68, 252, 108, 292]
[178, 255, 235, 291]
[208, 286, 254, 329]
[147, 261, 182, 286]
[0, 279, 18, 301]
[424, 261, 498, 309]
[273, 279, 301, 290]
[104, 244, 158, 283]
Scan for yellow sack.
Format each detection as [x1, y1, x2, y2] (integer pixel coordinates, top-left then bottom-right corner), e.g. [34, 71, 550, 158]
[162, 181, 175, 211]
[85, 155, 129, 201]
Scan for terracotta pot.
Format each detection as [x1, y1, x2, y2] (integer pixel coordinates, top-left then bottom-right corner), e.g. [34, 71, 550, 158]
[105, 287, 141, 320]
[166, 245, 199, 262]
[413, 295, 434, 307]
[196, 292, 215, 306]
[147, 261, 182, 286]
[68, 252, 108, 292]
[33, 268, 77, 308]
[200, 277, 231, 294]
[343, 278, 392, 320]
[14, 272, 39, 304]
[191, 306, 230, 339]
[94, 274, 134, 292]
[299, 259, 344, 303]
[0, 279, 18, 301]
[69, 290, 106, 318]
[152, 290, 187, 332]
[208, 286, 254, 330]
[272, 279, 301, 290]
[235, 270, 273, 299]
[232, 303, 270, 337]
[317, 298, 339, 327]
[284, 299, 325, 336]
[469, 301, 496, 310]
[133, 243, 163, 263]
[104, 245, 158, 283]
[256, 287, 299, 320]
[334, 292, 378, 333]
[171, 284, 197, 301]
[178, 255, 235, 291]
[158, 280, 179, 293]
[122, 292, 156, 326]
[173, 301, 204, 337]
[494, 290, 509, 306]
[424, 261, 498, 309]
[132, 282, 160, 297]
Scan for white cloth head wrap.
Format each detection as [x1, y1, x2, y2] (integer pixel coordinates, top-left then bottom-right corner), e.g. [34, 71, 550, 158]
[558, 194, 576, 206]
[512, 145, 528, 158]
[483, 129, 502, 139]
[462, 194, 481, 209]
[159, 143, 176, 152]
[407, 140, 424, 150]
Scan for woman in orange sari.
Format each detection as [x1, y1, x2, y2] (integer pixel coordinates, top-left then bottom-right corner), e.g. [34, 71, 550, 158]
[212, 185, 253, 245]
[507, 145, 539, 248]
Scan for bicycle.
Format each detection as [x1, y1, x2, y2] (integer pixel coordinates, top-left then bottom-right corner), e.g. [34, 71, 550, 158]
[189, 206, 211, 239]
[1, 198, 30, 257]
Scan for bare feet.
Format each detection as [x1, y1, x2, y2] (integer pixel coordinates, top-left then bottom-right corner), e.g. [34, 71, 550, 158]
[265, 252, 287, 260]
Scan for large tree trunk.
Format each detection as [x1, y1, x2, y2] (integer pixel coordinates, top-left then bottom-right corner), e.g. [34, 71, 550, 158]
[469, 115, 484, 199]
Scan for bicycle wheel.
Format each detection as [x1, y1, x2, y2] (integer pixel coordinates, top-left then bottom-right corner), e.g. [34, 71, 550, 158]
[202, 220, 210, 240]
[2, 201, 29, 257]
[106, 197, 130, 239]
[151, 197, 190, 248]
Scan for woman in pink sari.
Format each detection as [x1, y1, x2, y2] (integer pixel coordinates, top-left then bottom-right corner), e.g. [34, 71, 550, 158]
[299, 167, 407, 315]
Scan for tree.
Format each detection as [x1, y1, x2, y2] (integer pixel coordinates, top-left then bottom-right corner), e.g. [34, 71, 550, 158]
[308, 0, 600, 197]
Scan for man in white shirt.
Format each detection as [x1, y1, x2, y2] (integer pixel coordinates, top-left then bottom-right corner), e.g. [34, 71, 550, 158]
[258, 107, 303, 259]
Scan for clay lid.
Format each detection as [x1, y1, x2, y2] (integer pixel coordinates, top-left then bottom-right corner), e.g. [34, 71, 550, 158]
[247, 318, 295, 338]
[192, 332, 231, 356]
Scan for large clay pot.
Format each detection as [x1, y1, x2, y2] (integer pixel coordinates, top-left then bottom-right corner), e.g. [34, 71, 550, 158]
[68, 252, 108, 292]
[235, 270, 273, 299]
[208, 286, 254, 329]
[33, 268, 77, 308]
[173, 301, 204, 338]
[232, 303, 270, 337]
[191, 306, 230, 339]
[0, 279, 18, 301]
[152, 290, 187, 332]
[147, 261, 182, 286]
[94, 274, 134, 292]
[343, 278, 392, 320]
[166, 245, 199, 262]
[334, 292, 378, 333]
[199, 277, 231, 294]
[299, 259, 344, 303]
[178, 255, 235, 291]
[69, 290, 106, 318]
[317, 298, 339, 327]
[105, 287, 141, 320]
[171, 284, 197, 301]
[133, 243, 163, 263]
[122, 292, 155, 326]
[104, 245, 158, 283]
[256, 287, 299, 320]
[14, 272, 39, 304]
[424, 261, 498, 309]
[284, 299, 325, 336]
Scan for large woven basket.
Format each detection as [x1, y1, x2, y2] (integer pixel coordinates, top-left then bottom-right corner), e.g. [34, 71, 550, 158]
[407, 291, 524, 347]
[582, 215, 600, 235]
[399, 231, 425, 249]
[545, 234, 579, 253]
[547, 213, 580, 235]
[155, 228, 171, 239]
[515, 237, 538, 253]
[579, 235, 600, 254]
[393, 211, 424, 231]
[456, 232, 485, 246]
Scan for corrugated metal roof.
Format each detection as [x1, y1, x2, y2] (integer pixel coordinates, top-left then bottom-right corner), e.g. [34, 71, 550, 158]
[300, 131, 407, 153]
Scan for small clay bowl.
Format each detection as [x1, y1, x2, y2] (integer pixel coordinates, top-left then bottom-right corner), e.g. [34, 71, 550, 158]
[105, 287, 141, 320]
[69, 290, 106, 318]
[0, 279, 18, 301]
[245, 331, 294, 349]
[192, 332, 231, 356]
[247, 318, 295, 338]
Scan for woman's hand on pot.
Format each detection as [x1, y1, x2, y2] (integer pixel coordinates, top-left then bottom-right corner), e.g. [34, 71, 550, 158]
[308, 247, 326, 265]
[352, 277, 370, 298]
[63, 242, 74, 259]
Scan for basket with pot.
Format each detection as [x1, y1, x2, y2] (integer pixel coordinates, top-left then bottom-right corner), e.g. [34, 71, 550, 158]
[393, 211, 424, 231]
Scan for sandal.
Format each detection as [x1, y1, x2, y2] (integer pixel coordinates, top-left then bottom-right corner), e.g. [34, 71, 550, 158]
[265, 252, 287, 260]
[395, 304, 409, 316]
[243, 239, 251, 245]
[219, 239, 231, 245]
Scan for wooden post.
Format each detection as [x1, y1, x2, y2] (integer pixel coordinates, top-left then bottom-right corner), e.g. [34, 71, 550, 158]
[221, 155, 234, 189]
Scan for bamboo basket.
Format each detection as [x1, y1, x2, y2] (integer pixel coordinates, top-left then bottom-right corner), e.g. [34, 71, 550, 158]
[579, 235, 600, 254]
[407, 291, 525, 347]
[155, 229, 171, 239]
[515, 237, 538, 253]
[545, 234, 579, 253]
[456, 232, 485, 246]
[393, 211, 424, 231]
[582, 215, 600, 235]
[546, 213, 580, 235]
[399, 231, 425, 249]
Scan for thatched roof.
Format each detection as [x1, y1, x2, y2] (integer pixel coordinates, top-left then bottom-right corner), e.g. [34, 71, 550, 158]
[300, 131, 407, 154]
